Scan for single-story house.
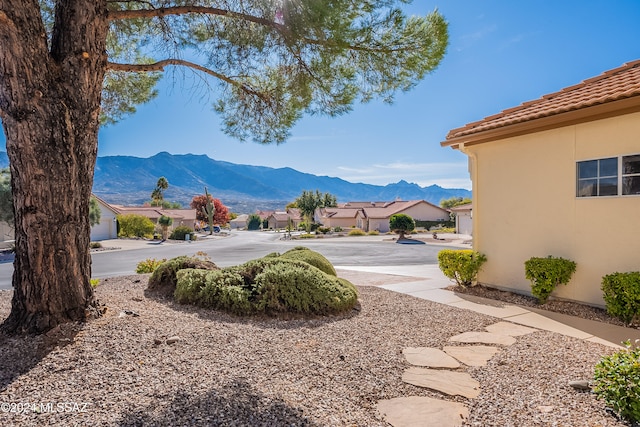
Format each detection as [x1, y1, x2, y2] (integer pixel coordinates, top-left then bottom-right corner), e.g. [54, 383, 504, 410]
[266, 208, 302, 229]
[90, 194, 119, 241]
[441, 59, 640, 307]
[229, 214, 248, 229]
[316, 200, 450, 233]
[450, 203, 472, 236]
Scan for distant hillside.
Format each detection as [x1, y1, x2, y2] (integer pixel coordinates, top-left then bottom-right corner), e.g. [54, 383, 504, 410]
[0, 151, 471, 213]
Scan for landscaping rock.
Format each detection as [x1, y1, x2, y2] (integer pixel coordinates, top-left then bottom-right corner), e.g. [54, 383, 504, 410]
[449, 331, 516, 346]
[569, 380, 591, 391]
[402, 367, 481, 399]
[443, 345, 499, 367]
[377, 396, 468, 427]
[166, 336, 181, 345]
[402, 347, 461, 368]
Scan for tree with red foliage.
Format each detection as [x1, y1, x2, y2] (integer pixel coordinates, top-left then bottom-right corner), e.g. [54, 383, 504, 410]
[190, 194, 230, 226]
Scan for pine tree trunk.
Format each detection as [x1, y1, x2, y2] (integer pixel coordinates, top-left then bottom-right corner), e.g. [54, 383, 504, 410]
[0, 1, 108, 333]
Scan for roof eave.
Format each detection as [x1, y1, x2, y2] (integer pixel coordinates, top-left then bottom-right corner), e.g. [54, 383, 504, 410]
[441, 95, 640, 150]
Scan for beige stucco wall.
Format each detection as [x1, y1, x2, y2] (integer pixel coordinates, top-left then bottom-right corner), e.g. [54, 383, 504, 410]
[465, 112, 640, 306]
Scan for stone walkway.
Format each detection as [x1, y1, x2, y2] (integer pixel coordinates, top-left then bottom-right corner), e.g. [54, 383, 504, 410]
[376, 321, 538, 426]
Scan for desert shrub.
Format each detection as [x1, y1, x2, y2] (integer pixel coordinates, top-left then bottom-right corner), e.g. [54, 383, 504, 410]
[117, 214, 155, 238]
[524, 256, 577, 304]
[318, 226, 331, 234]
[169, 225, 195, 240]
[173, 257, 358, 316]
[90, 241, 102, 249]
[438, 249, 487, 287]
[601, 272, 640, 325]
[90, 278, 100, 288]
[136, 258, 167, 274]
[254, 261, 357, 314]
[348, 228, 366, 236]
[593, 341, 640, 423]
[298, 233, 316, 239]
[278, 247, 336, 276]
[147, 256, 218, 297]
[367, 230, 380, 235]
[334, 226, 343, 232]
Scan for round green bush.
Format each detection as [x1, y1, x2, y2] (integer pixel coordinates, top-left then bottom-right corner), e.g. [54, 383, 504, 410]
[174, 257, 358, 316]
[593, 342, 640, 423]
[147, 256, 218, 297]
[278, 247, 336, 276]
[601, 272, 640, 325]
[169, 225, 195, 240]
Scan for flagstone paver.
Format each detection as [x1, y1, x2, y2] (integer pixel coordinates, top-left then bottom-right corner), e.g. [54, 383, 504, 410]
[403, 347, 461, 368]
[449, 331, 516, 346]
[377, 396, 468, 427]
[485, 321, 538, 336]
[443, 345, 499, 367]
[402, 367, 481, 399]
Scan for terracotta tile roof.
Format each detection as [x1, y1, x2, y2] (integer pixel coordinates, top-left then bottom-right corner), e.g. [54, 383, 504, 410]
[445, 59, 640, 142]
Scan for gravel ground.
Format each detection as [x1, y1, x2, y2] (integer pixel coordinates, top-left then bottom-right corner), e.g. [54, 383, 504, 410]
[0, 273, 627, 427]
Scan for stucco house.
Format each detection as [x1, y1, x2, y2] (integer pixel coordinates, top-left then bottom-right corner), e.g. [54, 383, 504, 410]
[441, 60, 640, 307]
[316, 200, 450, 233]
[450, 203, 472, 236]
[90, 195, 119, 241]
[229, 214, 248, 229]
[266, 208, 302, 229]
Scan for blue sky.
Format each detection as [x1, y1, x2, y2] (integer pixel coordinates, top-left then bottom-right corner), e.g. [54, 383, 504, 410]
[3, 1, 640, 190]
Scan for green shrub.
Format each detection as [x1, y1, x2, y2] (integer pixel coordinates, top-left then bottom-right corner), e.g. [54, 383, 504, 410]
[348, 228, 366, 236]
[147, 256, 218, 297]
[90, 278, 100, 288]
[136, 258, 167, 274]
[367, 230, 380, 235]
[601, 272, 640, 325]
[524, 256, 577, 304]
[90, 241, 102, 249]
[169, 225, 195, 240]
[334, 226, 343, 232]
[415, 220, 455, 230]
[173, 257, 358, 316]
[278, 247, 336, 276]
[593, 341, 640, 423]
[298, 233, 316, 239]
[318, 226, 331, 234]
[438, 249, 487, 287]
[117, 214, 155, 238]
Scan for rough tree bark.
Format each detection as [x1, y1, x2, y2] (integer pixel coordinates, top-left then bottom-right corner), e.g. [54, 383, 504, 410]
[0, 1, 108, 333]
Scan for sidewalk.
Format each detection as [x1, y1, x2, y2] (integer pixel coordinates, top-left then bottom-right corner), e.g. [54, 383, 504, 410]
[335, 264, 640, 349]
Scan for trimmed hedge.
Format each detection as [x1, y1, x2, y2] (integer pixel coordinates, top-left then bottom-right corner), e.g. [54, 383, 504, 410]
[524, 256, 576, 304]
[174, 256, 358, 316]
[601, 272, 640, 325]
[593, 341, 640, 423]
[437, 249, 487, 287]
[278, 246, 336, 276]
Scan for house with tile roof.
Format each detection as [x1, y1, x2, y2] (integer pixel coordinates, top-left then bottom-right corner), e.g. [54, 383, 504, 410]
[442, 60, 640, 307]
[316, 200, 450, 233]
[266, 208, 302, 230]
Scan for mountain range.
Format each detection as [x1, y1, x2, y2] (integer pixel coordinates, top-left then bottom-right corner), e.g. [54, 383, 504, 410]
[0, 151, 471, 213]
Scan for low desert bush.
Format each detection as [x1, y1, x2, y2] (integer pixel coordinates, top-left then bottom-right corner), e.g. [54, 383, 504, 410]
[169, 225, 195, 241]
[367, 230, 380, 235]
[601, 272, 640, 325]
[90, 278, 100, 288]
[524, 256, 576, 304]
[298, 233, 315, 239]
[147, 256, 218, 297]
[174, 254, 358, 316]
[334, 226, 343, 232]
[90, 241, 102, 249]
[593, 340, 640, 423]
[278, 246, 336, 276]
[348, 229, 366, 236]
[438, 249, 487, 287]
[136, 258, 167, 274]
[118, 214, 155, 238]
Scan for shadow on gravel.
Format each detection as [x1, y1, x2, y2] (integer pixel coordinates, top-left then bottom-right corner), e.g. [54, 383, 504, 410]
[117, 378, 319, 427]
[0, 323, 80, 392]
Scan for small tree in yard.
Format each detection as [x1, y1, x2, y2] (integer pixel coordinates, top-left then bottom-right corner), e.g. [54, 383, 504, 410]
[89, 196, 101, 228]
[390, 214, 415, 240]
[0, 1, 448, 334]
[247, 214, 262, 231]
[190, 190, 229, 233]
[157, 215, 173, 240]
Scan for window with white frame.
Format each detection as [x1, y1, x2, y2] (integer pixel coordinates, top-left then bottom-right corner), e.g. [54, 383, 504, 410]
[577, 154, 640, 197]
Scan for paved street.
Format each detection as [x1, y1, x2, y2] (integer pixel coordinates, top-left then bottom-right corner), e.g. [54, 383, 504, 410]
[0, 231, 463, 290]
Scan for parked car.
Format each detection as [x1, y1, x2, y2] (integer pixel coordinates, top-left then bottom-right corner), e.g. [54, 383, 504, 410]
[202, 225, 221, 233]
